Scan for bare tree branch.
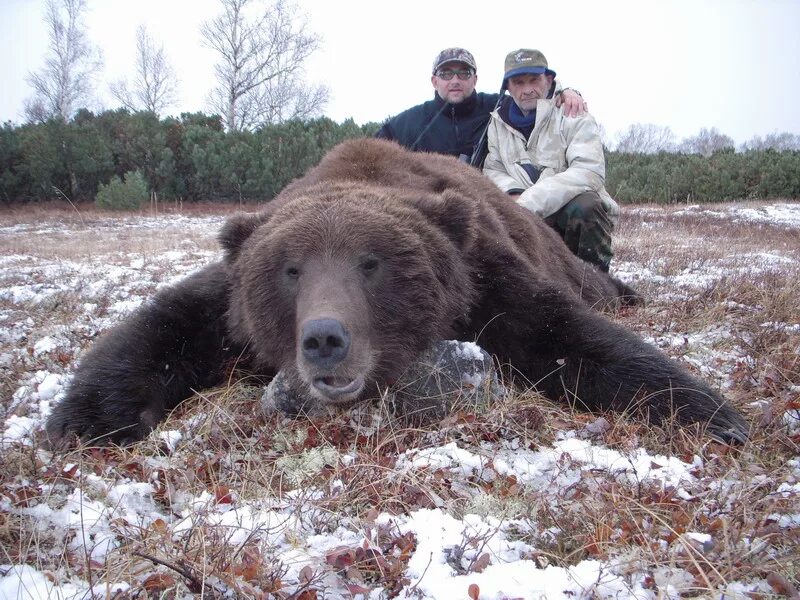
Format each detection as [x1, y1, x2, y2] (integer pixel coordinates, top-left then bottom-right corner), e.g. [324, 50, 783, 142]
[679, 127, 735, 157]
[614, 123, 676, 154]
[25, 0, 103, 122]
[741, 132, 800, 152]
[202, 0, 329, 130]
[110, 25, 179, 115]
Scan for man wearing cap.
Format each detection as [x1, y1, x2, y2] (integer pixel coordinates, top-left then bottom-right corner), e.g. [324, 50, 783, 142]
[483, 49, 618, 272]
[375, 47, 585, 164]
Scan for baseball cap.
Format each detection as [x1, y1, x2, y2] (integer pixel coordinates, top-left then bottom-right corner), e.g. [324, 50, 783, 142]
[503, 49, 556, 82]
[432, 47, 477, 74]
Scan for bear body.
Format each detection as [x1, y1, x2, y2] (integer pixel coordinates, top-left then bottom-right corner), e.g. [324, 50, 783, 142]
[46, 138, 748, 446]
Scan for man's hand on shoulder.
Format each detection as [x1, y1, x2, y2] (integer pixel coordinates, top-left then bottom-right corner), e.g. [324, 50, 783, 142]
[555, 89, 587, 117]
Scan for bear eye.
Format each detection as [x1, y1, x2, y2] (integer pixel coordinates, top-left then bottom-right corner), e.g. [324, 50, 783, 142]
[285, 266, 300, 279]
[360, 256, 380, 276]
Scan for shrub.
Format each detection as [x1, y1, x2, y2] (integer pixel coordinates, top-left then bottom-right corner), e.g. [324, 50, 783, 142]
[95, 170, 149, 210]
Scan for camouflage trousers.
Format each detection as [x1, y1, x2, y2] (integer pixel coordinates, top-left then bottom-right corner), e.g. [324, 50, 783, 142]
[544, 192, 614, 272]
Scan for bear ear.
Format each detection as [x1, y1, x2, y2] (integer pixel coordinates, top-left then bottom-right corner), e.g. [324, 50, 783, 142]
[218, 213, 268, 261]
[409, 189, 477, 250]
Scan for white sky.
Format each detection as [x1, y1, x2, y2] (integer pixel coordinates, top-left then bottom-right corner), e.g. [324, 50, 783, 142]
[1, 0, 799, 145]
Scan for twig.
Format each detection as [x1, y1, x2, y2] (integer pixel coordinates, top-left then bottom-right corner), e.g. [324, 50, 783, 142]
[132, 550, 204, 591]
[408, 552, 434, 594]
[52, 185, 85, 227]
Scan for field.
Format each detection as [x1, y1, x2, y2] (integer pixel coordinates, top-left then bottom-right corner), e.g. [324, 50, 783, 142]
[1, 201, 799, 599]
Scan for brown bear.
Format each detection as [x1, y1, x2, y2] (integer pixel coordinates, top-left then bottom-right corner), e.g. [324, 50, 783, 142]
[45, 138, 748, 446]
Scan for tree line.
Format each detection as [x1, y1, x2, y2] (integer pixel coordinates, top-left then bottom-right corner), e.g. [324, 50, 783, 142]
[2, 110, 799, 206]
[612, 123, 800, 155]
[11, 0, 797, 206]
[0, 110, 379, 205]
[606, 147, 800, 204]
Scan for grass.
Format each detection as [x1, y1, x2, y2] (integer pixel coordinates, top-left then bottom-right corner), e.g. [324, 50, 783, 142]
[1, 200, 799, 598]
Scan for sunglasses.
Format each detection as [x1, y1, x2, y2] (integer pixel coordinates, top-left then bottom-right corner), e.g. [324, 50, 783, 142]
[435, 69, 474, 80]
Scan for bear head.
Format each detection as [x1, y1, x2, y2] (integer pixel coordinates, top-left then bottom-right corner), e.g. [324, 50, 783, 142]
[219, 180, 479, 406]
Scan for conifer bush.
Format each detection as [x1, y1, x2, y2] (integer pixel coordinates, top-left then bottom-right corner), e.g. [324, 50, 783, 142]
[94, 170, 149, 210]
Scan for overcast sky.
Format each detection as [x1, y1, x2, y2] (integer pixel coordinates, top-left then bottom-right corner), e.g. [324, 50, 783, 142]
[2, 0, 799, 145]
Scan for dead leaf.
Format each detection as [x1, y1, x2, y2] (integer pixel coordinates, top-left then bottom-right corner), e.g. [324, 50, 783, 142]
[214, 484, 233, 504]
[767, 572, 800, 599]
[471, 553, 491, 573]
[299, 565, 314, 583]
[141, 573, 177, 592]
[468, 582, 480, 599]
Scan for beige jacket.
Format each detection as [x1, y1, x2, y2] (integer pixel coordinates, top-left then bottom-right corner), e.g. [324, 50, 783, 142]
[483, 98, 619, 222]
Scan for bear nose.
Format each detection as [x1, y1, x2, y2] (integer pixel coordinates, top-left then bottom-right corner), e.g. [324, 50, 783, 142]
[301, 318, 350, 368]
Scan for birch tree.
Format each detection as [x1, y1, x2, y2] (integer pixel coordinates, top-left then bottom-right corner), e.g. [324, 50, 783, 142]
[741, 132, 800, 152]
[110, 25, 179, 116]
[679, 128, 735, 157]
[202, 0, 329, 131]
[615, 123, 676, 154]
[25, 0, 103, 122]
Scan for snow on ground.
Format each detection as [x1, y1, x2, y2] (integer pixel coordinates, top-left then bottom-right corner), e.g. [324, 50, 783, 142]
[1, 203, 799, 599]
[632, 202, 800, 229]
[679, 203, 800, 228]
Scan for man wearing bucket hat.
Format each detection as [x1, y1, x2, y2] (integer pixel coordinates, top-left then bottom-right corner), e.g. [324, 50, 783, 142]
[375, 47, 585, 164]
[483, 49, 618, 272]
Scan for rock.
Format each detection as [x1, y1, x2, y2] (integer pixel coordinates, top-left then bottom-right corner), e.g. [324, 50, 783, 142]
[388, 340, 506, 423]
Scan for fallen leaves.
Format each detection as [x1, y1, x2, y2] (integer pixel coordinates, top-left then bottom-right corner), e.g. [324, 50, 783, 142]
[324, 531, 416, 596]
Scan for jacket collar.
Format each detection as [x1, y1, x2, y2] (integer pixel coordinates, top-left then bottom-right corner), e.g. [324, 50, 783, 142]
[496, 95, 554, 120]
[434, 90, 479, 116]
[494, 96, 555, 143]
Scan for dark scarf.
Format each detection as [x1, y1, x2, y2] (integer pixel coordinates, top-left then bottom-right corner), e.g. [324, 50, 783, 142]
[506, 100, 536, 140]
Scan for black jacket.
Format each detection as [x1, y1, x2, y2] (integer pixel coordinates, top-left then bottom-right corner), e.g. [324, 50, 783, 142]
[376, 91, 502, 160]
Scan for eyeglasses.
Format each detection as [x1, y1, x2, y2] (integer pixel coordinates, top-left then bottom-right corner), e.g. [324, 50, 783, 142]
[435, 69, 474, 80]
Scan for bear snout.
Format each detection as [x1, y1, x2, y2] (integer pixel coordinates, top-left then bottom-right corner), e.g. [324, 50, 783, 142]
[298, 317, 370, 403]
[301, 317, 351, 368]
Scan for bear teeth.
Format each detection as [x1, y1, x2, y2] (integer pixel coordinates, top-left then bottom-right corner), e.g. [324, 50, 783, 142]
[312, 375, 365, 398]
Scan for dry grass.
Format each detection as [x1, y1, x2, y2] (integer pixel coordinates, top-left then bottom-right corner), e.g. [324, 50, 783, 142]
[1, 201, 799, 598]
[0, 210, 229, 260]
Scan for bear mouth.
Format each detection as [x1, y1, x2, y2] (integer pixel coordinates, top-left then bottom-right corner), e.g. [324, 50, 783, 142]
[312, 375, 365, 400]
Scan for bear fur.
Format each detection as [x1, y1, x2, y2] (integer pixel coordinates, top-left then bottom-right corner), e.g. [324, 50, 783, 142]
[46, 138, 748, 446]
